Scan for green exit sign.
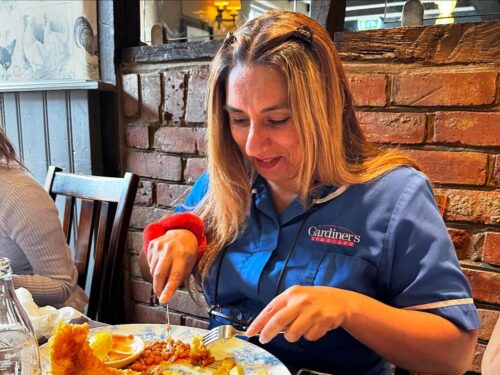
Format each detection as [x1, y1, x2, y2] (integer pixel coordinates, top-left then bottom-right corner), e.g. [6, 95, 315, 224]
[357, 18, 383, 30]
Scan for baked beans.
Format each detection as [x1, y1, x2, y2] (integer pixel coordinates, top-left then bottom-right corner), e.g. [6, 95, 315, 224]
[129, 336, 215, 373]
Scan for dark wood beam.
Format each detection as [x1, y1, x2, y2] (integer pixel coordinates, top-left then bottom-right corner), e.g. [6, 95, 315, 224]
[114, 0, 141, 48]
[97, 1, 140, 177]
[97, 0, 115, 85]
[123, 40, 222, 64]
[310, 0, 346, 38]
[310, 0, 331, 27]
[98, 0, 140, 85]
[334, 21, 500, 64]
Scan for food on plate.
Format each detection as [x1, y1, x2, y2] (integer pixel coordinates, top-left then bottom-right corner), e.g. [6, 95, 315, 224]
[129, 335, 215, 372]
[90, 333, 145, 368]
[89, 332, 114, 360]
[214, 357, 244, 375]
[49, 322, 136, 374]
[141, 356, 244, 375]
[48, 322, 252, 374]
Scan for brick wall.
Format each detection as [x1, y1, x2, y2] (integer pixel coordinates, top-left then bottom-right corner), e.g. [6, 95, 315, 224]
[345, 68, 499, 373]
[121, 65, 211, 329]
[120, 23, 499, 373]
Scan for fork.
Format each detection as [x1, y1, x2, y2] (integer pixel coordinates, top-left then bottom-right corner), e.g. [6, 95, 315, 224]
[202, 325, 285, 346]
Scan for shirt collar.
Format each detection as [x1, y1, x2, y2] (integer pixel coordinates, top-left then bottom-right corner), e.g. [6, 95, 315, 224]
[251, 176, 350, 223]
[311, 184, 349, 205]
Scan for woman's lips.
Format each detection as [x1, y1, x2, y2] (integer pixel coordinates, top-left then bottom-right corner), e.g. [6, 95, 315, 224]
[255, 157, 281, 169]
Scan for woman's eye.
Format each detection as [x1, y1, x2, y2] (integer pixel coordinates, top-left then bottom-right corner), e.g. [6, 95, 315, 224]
[268, 117, 290, 126]
[230, 118, 249, 125]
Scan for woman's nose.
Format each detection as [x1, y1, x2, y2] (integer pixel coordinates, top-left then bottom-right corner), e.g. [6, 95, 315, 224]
[245, 122, 270, 157]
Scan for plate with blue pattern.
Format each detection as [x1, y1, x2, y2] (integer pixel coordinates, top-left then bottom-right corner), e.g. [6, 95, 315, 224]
[40, 323, 291, 374]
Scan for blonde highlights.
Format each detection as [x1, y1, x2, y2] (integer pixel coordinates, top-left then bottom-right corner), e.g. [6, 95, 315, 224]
[195, 10, 418, 280]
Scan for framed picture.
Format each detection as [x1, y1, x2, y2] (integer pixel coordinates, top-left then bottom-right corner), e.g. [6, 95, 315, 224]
[180, 17, 213, 43]
[0, 0, 99, 85]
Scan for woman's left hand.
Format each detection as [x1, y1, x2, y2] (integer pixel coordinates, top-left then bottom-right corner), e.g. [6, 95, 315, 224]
[246, 285, 353, 344]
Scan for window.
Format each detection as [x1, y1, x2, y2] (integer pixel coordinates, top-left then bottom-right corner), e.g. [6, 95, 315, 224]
[345, 0, 500, 32]
[140, 0, 311, 45]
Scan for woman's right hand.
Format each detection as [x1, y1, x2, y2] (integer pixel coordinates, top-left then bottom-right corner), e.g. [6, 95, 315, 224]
[146, 229, 199, 303]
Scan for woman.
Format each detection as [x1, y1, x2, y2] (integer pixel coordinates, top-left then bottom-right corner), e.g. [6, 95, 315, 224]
[0, 128, 86, 311]
[141, 10, 479, 374]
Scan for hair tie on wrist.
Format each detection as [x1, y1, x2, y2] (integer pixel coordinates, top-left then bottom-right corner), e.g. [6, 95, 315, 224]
[143, 212, 207, 259]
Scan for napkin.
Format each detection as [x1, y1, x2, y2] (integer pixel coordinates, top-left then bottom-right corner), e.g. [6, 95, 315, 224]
[15, 287, 84, 340]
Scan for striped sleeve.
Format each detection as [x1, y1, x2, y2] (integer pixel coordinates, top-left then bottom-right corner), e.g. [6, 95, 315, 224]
[0, 174, 77, 306]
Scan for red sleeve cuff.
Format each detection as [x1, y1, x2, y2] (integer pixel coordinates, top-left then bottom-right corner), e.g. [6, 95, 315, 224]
[143, 212, 207, 260]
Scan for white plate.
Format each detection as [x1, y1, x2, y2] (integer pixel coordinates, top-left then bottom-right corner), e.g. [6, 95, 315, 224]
[104, 333, 145, 368]
[40, 323, 291, 374]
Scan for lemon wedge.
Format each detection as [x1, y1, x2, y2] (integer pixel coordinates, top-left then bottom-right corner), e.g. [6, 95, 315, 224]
[89, 332, 113, 361]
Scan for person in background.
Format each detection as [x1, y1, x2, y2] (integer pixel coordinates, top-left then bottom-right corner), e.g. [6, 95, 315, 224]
[141, 10, 479, 374]
[0, 128, 87, 311]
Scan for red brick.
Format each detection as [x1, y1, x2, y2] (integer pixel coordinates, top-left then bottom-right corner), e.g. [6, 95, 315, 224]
[168, 289, 209, 319]
[157, 183, 191, 207]
[471, 233, 485, 262]
[155, 127, 197, 154]
[126, 124, 150, 149]
[134, 179, 154, 206]
[357, 112, 426, 144]
[435, 189, 500, 225]
[132, 304, 182, 324]
[347, 74, 387, 107]
[185, 66, 209, 123]
[184, 158, 207, 183]
[127, 231, 143, 255]
[164, 70, 186, 124]
[434, 112, 500, 147]
[403, 150, 487, 185]
[195, 128, 207, 155]
[494, 155, 500, 187]
[185, 316, 209, 329]
[434, 194, 448, 218]
[129, 255, 141, 278]
[478, 309, 500, 341]
[463, 268, 500, 304]
[125, 151, 182, 181]
[448, 228, 471, 260]
[140, 73, 162, 122]
[122, 74, 139, 118]
[129, 206, 170, 230]
[392, 72, 497, 106]
[482, 232, 500, 266]
[131, 279, 154, 304]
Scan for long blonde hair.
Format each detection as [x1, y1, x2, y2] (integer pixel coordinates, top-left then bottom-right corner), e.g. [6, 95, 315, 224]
[195, 10, 418, 279]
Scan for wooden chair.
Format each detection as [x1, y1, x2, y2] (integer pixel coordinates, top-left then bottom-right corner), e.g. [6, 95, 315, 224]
[44, 166, 139, 324]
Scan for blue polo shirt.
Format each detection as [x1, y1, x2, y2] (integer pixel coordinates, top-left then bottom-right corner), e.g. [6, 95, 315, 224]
[176, 167, 480, 374]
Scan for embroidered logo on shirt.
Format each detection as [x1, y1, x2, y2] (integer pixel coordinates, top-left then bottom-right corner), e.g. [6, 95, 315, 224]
[307, 225, 361, 247]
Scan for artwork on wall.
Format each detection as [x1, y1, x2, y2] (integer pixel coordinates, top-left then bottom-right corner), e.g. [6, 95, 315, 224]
[0, 0, 99, 84]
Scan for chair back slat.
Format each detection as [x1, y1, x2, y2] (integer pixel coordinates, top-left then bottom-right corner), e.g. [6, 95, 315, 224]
[103, 173, 138, 321]
[44, 166, 59, 199]
[87, 202, 111, 319]
[51, 173, 124, 202]
[74, 200, 97, 288]
[62, 196, 74, 242]
[44, 166, 139, 323]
